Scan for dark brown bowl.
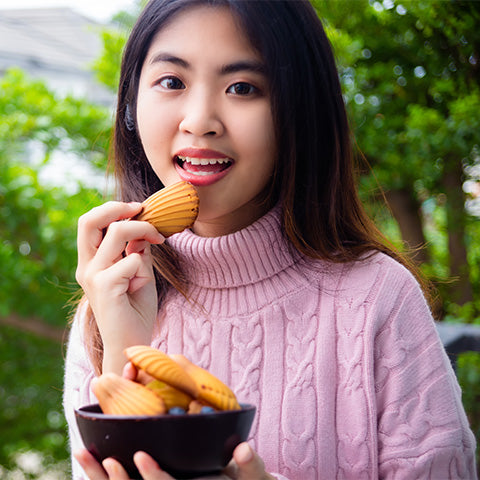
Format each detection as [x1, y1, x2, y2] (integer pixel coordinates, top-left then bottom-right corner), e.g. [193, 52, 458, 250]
[75, 403, 256, 479]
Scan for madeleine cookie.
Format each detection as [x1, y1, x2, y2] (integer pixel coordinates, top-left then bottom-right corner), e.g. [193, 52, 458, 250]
[134, 181, 199, 237]
[125, 346, 199, 398]
[170, 354, 241, 411]
[93, 372, 166, 416]
[145, 380, 193, 411]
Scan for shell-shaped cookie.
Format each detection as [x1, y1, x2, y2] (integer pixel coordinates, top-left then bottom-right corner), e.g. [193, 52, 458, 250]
[145, 379, 193, 410]
[93, 372, 166, 416]
[196, 385, 240, 411]
[124, 346, 199, 398]
[134, 181, 199, 237]
[170, 354, 241, 411]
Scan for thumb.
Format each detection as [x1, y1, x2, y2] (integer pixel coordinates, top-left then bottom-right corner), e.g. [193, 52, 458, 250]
[232, 442, 267, 480]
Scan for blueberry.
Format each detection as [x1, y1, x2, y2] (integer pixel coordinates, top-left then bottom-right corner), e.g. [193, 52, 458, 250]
[169, 407, 186, 415]
[200, 406, 216, 414]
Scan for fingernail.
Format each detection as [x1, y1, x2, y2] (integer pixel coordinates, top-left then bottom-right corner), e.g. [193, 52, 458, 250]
[129, 202, 142, 208]
[134, 451, 162, 472]
[102, 457, 122, 474]
[237, 443, 253, 463]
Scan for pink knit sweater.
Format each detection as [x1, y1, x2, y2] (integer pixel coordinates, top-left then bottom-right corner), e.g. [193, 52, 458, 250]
[64, 206, 477, 479]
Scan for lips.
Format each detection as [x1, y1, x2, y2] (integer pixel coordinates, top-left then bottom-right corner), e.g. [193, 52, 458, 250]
[174, 149, 233, 186]
[176, 156, 230, 174]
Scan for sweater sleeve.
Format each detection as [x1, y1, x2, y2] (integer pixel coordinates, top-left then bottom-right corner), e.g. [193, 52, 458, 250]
[63, 302, 98, 480]
[374, 271, 477, 479]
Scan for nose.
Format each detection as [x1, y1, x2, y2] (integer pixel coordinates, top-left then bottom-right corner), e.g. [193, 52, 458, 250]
[179, 88, 224, 137]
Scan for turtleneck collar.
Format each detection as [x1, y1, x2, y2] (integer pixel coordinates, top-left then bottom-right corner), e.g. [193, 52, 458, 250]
[166, 205, 301, 289]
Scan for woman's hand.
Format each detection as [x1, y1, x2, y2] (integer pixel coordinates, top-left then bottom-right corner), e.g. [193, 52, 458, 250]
[74, 443, 276, 480]
[224, 443, 277, 479]
[75, 201, 164, 374]
[74, 449, 175, 480]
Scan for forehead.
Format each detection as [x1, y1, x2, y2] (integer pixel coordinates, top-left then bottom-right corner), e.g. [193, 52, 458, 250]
[143, 5, 260, 65]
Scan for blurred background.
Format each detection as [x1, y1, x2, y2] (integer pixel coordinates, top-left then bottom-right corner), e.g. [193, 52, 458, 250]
[0, 0, 479, 477]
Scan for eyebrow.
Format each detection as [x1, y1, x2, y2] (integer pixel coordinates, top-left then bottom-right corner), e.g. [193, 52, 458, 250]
[147, 52, 265, 76]
[220, 60, 265, 75]
[148, 53, 188, 68]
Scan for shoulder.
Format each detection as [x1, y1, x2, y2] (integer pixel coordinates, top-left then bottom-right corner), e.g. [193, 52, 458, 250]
[64, 298, 94, 370]
[308, 250, 421, 299]
[69, 298, 90, 338]
[305, 251, 431, 325]
[344, 251, 416, 286]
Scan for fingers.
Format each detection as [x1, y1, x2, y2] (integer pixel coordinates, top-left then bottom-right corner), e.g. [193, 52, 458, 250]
[76, 209, 163, 296]
[122, 361, 138, 381]
[234, 443, 260, 479]
[77, 201, 142, 265]
[102, 457, 131, 480]
[122, 361, 155, 385]
[226, 443, 276, 480]
[125, 248, 156, 294]
[81, 251, 148, 303]
[104, 250, 153, 295]
[74, 449, 108, 480]
[134, 451, 176, 479]
[95, 222, 163, 272]
[126, 239, 151, 256]
[74, 449, 174, 480]
[77, 201, 164, 274]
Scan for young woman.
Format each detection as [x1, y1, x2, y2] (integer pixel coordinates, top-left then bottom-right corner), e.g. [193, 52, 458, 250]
[63, 1, 477, 479]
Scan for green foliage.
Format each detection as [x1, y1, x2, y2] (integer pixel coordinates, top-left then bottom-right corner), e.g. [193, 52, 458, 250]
[444, 302, 480, 325]
[0, 161, 103, 326]
[0, 69, 111, 166]
[0, 69, 110, 327]
[92, 0, 145, 92]
[421, 199, 449, 279]
[317, 0, 480, 310]
[318, 0, 480, 187]
[456, 351, 480, 468]
[0, 326, 69, 474]
[93, 29, 129, 92]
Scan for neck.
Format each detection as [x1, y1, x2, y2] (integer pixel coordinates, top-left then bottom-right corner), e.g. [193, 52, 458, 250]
[167, 204, 302, 288]
[191, 196, 275, 237]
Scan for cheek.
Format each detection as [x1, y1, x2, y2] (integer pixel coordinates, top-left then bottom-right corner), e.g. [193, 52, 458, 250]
[246, 117, 276, 175]
[135, 99, 181, 186]
[233, 108, 276, 159]
[136, 100, 171, 155]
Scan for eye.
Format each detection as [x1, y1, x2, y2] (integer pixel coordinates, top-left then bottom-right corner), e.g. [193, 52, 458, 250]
[157, 76, 185, 90]
[227, 82, 258, 96]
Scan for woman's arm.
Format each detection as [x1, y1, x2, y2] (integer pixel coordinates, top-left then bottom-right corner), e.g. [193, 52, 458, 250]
[64, 200, 164, 478]
[63, 302, 99, 479]
[375, 276, 477, 479]
[75, 201, 163, 374]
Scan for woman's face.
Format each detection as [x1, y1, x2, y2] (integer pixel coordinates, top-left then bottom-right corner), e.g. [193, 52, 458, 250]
[136, 5, 276, 237]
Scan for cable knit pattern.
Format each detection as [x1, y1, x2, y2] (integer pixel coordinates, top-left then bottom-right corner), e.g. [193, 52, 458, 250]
[335, 262, 375, 480]
[64, 206, 477, 479]
[282, 290, 319, 479]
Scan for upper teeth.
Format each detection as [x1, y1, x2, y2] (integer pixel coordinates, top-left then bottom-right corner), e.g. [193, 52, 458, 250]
[178, 156, 230, 165]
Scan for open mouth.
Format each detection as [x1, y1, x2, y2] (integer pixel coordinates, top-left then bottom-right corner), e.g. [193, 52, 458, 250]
[175, 155, 233, 176]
